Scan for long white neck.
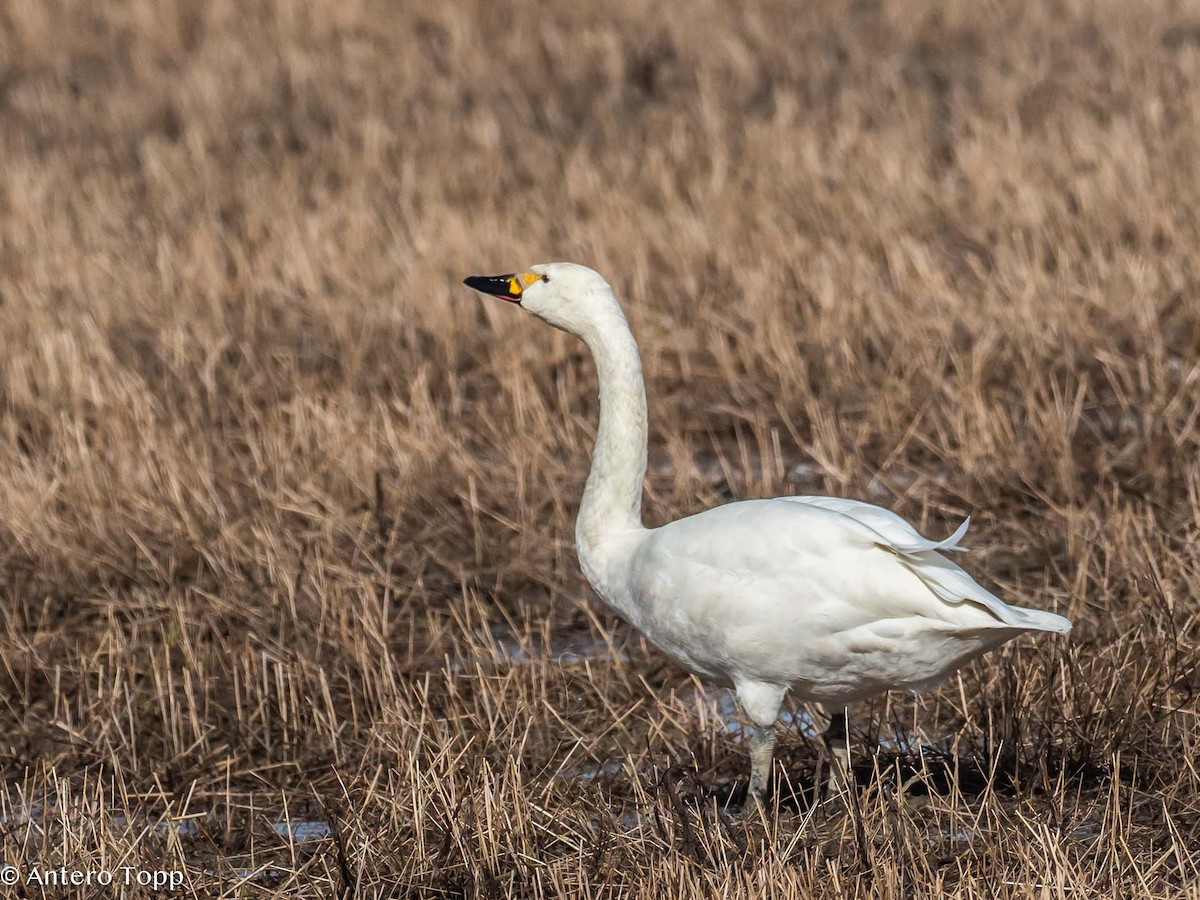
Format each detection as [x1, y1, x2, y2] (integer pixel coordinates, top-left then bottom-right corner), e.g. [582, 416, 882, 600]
[573, 302, 648, 600]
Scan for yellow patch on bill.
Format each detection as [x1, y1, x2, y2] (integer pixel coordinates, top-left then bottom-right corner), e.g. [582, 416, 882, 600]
[506, 272, 541, 296]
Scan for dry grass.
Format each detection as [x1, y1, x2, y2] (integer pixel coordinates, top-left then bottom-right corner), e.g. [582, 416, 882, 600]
[1, 0, 1199, 895]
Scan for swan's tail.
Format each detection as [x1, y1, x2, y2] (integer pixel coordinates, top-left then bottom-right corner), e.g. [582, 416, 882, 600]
[996, 605, 1073, 634]
[900, 551, 1073, 634]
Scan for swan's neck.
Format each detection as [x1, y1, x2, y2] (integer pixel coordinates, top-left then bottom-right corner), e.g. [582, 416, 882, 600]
[574, 306, 648, 598]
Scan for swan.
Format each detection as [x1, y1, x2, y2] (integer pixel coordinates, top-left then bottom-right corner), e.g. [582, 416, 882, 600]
[463, 262, 1072, 807]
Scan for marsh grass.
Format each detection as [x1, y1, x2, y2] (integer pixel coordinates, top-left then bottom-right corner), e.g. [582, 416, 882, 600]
[1, 0, 1199, 895]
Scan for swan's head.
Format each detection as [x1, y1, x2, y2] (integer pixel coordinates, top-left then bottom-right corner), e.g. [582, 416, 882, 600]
[463, 262, 617, 334]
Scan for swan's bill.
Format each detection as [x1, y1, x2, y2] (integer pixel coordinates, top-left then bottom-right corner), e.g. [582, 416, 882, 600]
[463, 272, 541, 303]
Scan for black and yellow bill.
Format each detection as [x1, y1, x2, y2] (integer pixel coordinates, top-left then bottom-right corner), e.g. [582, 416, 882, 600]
[463, 271, 540, 303]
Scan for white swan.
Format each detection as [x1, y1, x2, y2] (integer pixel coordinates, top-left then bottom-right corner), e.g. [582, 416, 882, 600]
[464, 262, 1072, 806]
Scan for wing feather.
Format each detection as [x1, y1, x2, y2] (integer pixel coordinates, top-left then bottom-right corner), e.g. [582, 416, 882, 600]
[776, 496, 1070, 634]
[778, 495, 969, 555]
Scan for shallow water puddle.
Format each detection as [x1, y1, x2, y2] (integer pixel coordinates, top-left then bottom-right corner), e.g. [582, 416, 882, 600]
[877, 728, 942, 754]
[928, 827, 976, 847]
[0, 803, 331, 845]
[496, 633, 628, 666]
[555, 759, 626, 782]
[219, 865, 291, 884]
[271, 819, 334, 842]
[681, 688, 821, 740]
[110, 814, 201, 838]
[612, 810, 652, 832]
[447, 627, 628, 673]
[1069, 821, 1101, 841]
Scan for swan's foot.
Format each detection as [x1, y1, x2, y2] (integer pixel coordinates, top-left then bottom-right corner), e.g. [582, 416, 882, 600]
[823, 707, 852, 800]
[746, 724, 776, 812]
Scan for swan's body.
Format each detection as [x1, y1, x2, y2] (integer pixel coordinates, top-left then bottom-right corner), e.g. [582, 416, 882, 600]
[615, 497, 1058, 699]
[465, 262, 1071, 805]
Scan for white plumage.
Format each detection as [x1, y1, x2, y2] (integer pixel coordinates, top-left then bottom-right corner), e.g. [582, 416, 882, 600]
[464, 262, 1072, 806]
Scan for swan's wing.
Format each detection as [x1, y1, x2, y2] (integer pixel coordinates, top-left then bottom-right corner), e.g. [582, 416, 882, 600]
[777, 495, 969, 555]
[776, 496, 1070, 633]
[644, 497, 1071, 635]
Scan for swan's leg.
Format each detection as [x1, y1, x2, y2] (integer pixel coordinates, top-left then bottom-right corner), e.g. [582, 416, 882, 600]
[824, 706, 851, 797]
[734, 681, 786, 810]
[748, 725, 776, 806]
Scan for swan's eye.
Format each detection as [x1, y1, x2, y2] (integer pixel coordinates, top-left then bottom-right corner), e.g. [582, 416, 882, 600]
[541, 274, 550, 283]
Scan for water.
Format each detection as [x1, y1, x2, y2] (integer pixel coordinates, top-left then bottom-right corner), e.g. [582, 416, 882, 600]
[0, 806, 200, 839]
[271, 820, 333, 842]
[448, 628, 627, 673]
[1069, 822, 1100, 840]
[557, 760, 625, 782]
[877, 728, 938, 754]
[682, 688, 821, 740]
[110, 814, 201, 838]
[497, 634, 628, 666]
[613, 810, 651, 832]
[928, 827, 975, 846]
[787, 462, 819, 483]
[0, 804, 39, 826]
[221, 866, 289, 883]
[1, 804, 330, 846]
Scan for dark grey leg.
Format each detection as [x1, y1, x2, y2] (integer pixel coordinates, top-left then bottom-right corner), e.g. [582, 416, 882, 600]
[748, 724, 776, 807]
[823, 706, 851, 796]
